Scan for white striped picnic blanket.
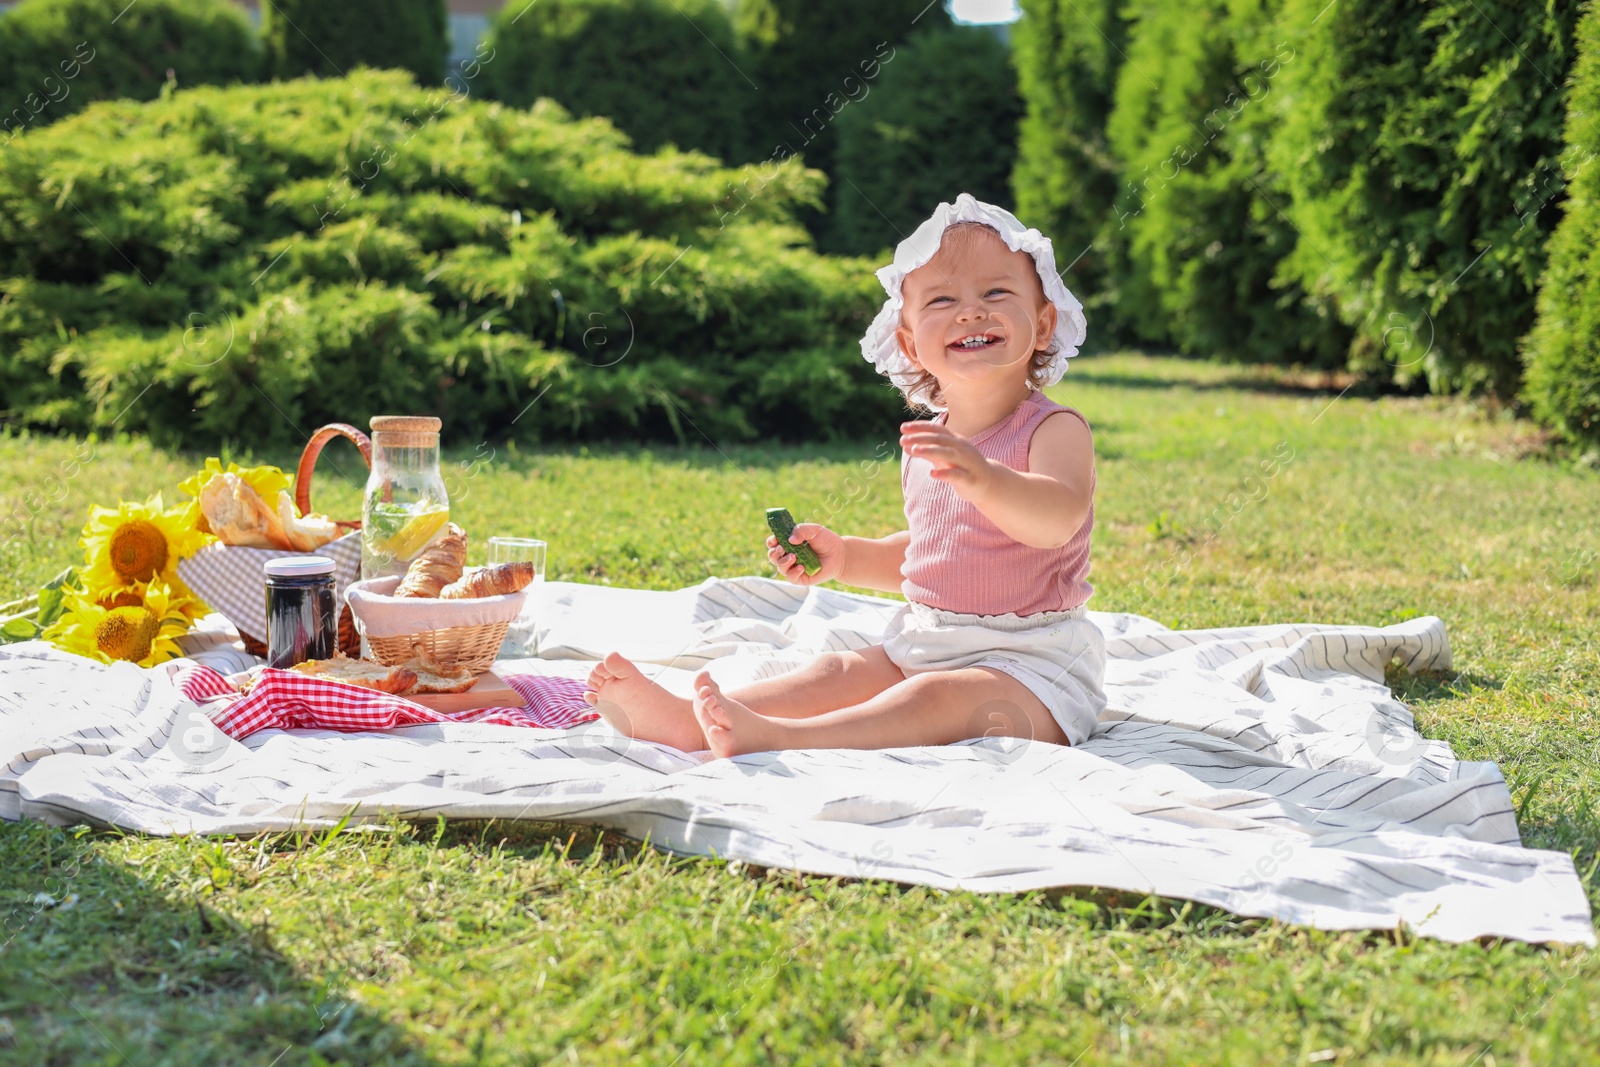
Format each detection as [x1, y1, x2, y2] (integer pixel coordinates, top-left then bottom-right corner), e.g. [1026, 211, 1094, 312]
[0, 577, 1592, 945]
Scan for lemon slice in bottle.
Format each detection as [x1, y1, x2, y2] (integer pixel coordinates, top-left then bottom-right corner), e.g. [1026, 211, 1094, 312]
[379, 507, 449, 562]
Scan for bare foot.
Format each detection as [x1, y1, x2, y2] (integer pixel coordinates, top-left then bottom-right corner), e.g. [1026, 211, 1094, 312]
[691, 670, 783, 759]
[584, 652, 706, 751]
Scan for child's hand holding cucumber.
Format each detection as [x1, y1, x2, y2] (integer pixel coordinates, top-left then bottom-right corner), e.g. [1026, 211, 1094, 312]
[765, 507, 844, 586]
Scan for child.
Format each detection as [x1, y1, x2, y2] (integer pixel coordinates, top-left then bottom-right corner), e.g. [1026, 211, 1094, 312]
[583, 192, 1107, 758]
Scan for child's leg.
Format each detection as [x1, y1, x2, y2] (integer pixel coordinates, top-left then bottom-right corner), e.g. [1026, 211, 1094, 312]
[691, 665, 1067, 759]
[726, 645, 908, 717]
[585, 646, 907, 751]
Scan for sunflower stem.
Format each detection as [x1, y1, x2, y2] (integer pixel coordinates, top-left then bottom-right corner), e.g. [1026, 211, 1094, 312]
[0, 595, 39, 618]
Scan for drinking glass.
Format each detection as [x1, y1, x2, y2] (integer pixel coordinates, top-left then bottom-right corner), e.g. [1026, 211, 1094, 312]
[488, 537, 546, 573]
[488, 538, 546, 656]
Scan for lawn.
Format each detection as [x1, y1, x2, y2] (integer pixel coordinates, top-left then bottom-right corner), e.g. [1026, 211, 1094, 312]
[1, 351, 1596, 1065]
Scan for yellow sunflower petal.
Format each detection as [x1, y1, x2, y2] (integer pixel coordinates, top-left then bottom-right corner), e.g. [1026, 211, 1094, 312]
[176, 458, 227, 502]
[79, 494, 211, 597]
[46, 579, 197, 668]
[141, 578, 208, 628]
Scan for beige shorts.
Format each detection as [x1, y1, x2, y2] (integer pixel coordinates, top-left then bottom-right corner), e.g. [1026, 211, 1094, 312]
[881, 599, 1108, 746]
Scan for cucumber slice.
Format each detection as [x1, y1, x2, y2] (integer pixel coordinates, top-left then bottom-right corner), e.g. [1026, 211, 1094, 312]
[766, 507, 822, 576]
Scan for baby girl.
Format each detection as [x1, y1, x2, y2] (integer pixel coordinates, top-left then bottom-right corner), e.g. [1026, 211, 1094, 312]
[583, 193, 1107, 758]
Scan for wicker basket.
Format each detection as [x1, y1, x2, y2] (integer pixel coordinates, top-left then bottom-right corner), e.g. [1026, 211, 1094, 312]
[367, 626, 510, 674]
[178, 423, 373, 660]
[249, 424, 371, 659]
[345, 575, 527, 674]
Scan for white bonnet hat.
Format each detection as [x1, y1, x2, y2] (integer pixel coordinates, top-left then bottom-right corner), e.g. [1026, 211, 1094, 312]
[859, 193, 1088, 409]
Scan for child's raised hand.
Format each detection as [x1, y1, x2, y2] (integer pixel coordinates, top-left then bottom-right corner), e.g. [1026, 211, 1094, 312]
[766, 523, 845, 586]
[900, 420, 995, 498]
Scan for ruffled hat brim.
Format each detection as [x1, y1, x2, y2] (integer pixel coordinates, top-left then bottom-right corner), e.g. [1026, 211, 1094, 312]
[858, 192, 1087, 410]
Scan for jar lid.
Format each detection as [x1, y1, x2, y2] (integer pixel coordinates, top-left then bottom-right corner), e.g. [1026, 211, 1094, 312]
[370, 415, 442, 448]
[370, 416, 441, 433]
[265, 555, 336, 577]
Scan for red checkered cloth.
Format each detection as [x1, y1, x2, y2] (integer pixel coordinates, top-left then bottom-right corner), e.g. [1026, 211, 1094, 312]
[171, 664, 597, 740]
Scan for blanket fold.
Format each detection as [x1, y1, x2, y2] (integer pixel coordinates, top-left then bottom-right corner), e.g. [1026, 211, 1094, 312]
[0, 576, 1591, 945]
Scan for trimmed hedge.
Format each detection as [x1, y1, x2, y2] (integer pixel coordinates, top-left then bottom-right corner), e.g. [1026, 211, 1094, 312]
[827, 25, 1022, 257]
[262, 0, 447, 85]
[1522, 3, 1600, 453]
[1104, 0, 1347, 366]
[0, 71, 904, 449]
[478, 0, 745, 161]
[1270, 0, 1583, 397]
[0, 0, 260, 140]
[1010, 0, 1126, 320]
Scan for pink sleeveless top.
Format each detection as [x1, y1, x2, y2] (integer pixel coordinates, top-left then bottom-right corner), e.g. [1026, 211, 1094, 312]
[900, 391, 1094, 616]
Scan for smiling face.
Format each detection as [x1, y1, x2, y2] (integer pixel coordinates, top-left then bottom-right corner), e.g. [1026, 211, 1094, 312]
[893, 223, 1058, 402]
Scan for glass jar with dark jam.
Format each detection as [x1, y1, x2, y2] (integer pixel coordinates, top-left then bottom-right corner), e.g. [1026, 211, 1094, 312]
[264, 556, 337, 669]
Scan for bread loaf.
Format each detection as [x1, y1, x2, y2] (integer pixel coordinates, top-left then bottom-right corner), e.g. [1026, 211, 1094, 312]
[199, 472, 287, 549]
[400, 654, 480, 694]
[289, 655, 418, 694]
[286, 652, 478, 695]
[439, 561, 535, 599]
[198, 472, 341, 551]
[276, 493, 343, 552]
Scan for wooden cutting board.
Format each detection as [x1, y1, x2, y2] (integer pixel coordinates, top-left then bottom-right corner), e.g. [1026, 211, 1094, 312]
[409, 671, 527, 714]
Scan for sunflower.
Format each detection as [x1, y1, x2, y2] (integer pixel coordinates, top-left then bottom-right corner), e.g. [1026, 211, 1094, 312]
[178, 459, 293, 534]
[44, 579, 197, 668]
[78, 493, 210, 602]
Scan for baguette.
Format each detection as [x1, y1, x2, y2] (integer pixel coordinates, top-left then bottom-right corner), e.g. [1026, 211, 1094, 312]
[439, 561, 535, 599]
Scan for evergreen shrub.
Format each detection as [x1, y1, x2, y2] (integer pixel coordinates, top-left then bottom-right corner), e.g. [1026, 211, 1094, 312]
[478, 0, 746, 161]
[0, 71, 903, 448]
[262, 0, 447, 85]
[0, 0, 260, 140]
[1104, 0, 1346, 365]
[829, 25, 1023, 257]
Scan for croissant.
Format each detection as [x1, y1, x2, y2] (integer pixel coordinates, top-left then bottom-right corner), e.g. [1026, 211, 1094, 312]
[394, 523, 468, 597]
[439, 561, 535, 599]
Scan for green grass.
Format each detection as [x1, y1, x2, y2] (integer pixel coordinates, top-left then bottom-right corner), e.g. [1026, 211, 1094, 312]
[1, 352, 1596, 1065]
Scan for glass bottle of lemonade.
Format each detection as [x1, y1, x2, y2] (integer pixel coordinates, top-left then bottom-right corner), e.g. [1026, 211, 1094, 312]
[361, 415, 451, 580]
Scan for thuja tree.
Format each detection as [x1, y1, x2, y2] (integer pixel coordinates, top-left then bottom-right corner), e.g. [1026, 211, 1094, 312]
[1522, 2, 1600, 453]
[1104, 0, 1346, 366]
[732, 0, 949, 169]
[1010, 0, 1127, 327]
[262, 0, 447, 85]
[478, 0, 746, 161]
[1270, 0, 1583, 396]
[829, 25, 1023, 257]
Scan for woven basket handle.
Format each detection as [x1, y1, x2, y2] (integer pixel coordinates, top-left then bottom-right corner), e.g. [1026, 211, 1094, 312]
[295, 423, 373, 529]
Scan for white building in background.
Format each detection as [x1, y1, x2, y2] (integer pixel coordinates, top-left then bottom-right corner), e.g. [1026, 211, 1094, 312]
[0, 0, 1018, 78]
[229, 0, 496, 78]
[0, 0, 498, 76]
